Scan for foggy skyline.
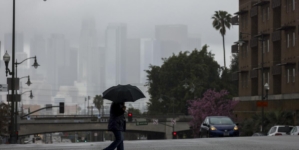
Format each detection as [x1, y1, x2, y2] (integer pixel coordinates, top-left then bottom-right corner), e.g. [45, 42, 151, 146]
[0, 0, 239, 113]
[0, 0, 238, 66]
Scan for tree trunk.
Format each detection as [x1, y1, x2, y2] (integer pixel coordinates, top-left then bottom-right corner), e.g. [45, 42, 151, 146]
[222, 34, 226, 68]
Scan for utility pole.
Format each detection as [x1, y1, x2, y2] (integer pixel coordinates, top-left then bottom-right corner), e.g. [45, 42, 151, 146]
[261, 34, 264, 133]
[84, 98, 86, 115]
[88, 96, 90, 115]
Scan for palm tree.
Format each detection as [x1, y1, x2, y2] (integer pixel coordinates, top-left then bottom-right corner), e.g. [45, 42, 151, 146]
[212, 10, 232, 68]
[93, 95, 104, 115]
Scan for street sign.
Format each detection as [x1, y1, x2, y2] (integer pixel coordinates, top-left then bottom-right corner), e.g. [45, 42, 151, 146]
[0, 84, 8, 92]
[256, 101, 268, 107]
[7, 78, 20, 90]
[7, 94, 21, 102]
[171, 119, 176, 125]
[152, 119, 158, 125]
[136, 118, 148, 126]
[136, 121, 148, 126]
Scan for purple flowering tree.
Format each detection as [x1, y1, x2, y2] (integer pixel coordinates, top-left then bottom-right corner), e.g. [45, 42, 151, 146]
[188, 89, 239, 137]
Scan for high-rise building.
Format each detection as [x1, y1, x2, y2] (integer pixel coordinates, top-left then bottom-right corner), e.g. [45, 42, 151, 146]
[78, 16, 97, 81]
[98, 46, 106, 93]
[140, 38, 162, 83]
[30, 35, 47, 76]
[105, 23, 127, 88]
[47, 34, 70, 95]
[232, 0, 299, 122]
[125, 39, 141, 84]
[69, 48, 78, 84]
[155, 24, 188, 57]
[186, 37, 201, 51]
[78, 16, 101, 97]
[4, 33, 24, 53]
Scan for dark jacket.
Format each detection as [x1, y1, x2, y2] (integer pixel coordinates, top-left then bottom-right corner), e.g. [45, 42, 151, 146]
[108, 102, 126, 131]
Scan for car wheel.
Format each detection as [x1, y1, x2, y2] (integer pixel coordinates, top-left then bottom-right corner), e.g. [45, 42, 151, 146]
[201, 131, 208, 138]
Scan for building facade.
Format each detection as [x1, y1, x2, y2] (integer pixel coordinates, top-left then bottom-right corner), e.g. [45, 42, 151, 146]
[232, 0, 299, 121]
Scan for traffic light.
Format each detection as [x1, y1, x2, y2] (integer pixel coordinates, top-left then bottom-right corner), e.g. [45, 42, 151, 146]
[172, 131, 177, 139]
[59, 102, 64, 113]
[128, 112, 133, 122]
[16, 131, 18, 140]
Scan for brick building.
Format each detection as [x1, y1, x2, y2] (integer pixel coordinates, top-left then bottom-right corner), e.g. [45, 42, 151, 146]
[231, 0, 299, 123]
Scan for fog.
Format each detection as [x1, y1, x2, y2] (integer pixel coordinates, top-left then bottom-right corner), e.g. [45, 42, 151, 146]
[0, 0, 238, 114]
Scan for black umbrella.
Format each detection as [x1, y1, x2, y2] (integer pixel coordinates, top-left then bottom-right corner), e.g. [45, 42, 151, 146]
[102, 84, 146, 103]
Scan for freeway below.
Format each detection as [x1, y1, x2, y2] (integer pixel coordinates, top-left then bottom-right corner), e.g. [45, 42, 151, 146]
[0, 136, 299, 150]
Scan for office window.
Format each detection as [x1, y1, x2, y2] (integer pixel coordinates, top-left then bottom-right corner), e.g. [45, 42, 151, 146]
[287, 0, 292, 13]
[287, 33, 290, 48]
[267, 7, 270, 20]
[242, 14, 248, 29]
[263, 41, 266, 53]
[246, 45, 249, 56]
[246, 73, 248, 87]
[242, 73, 249, 88]
[267, 39, 270, 52]
[293, 68, 296, 82]
[262, 7, 266, 22]
[262, 39, 269, 53]
[263, 72, 270, 84]
[287, 69, 290, 83]
[293, 32, 296, 47]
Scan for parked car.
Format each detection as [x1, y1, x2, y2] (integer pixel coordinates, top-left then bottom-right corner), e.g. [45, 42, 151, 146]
[200, 116, 239, 138]
[290, 126, 299, 135]
[267, 125, 293, 136]
[252, 132, 266, 136]
[35, 136, 42, 140]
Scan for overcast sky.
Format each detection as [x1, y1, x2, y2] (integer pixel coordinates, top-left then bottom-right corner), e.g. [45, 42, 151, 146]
[0, 0, 238, 67]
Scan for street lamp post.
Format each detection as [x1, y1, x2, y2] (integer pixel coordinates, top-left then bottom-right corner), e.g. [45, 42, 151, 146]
[88, 96, 90, 115]
[3, 51, 39, 143]
[256, 33, 266, 133]
[261, 83, 269, 132]
[20, 90, 34, 99]
[15, 56, 39, 77]
[85, 98, 87, 115]
[2, 0, 44, 143]
[19, 76, 32, 86]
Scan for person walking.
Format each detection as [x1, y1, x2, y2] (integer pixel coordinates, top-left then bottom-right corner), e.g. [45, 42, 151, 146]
[103, 102, 126, 150]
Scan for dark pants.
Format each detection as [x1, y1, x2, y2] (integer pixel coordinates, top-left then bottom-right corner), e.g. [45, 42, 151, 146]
[103, 130, 124, 150]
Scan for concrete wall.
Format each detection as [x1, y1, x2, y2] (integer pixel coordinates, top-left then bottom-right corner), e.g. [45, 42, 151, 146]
[19, 120, 190, 139]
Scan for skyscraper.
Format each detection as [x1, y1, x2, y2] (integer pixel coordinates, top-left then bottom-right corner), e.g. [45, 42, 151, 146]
[78, 16, 97, 81]
[140, 38, 161, 83]
[4, 33, 24, 53]
[125, 38, 141, 84]
[30, 35, 47, 76]
[78, 16, 100, 97]
[155, 24, 188, 57]
[105, 23, 127, 88]
[47, 34, 70, 95]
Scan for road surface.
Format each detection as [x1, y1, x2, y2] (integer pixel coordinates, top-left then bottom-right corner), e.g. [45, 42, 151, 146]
[0, 136, 298, 150]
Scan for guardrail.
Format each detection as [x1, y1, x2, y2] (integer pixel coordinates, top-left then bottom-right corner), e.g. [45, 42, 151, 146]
[22, 114, 192, 122]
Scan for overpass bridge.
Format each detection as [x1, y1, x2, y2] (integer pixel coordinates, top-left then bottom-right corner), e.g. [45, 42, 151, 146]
[18, 115, 192, 139]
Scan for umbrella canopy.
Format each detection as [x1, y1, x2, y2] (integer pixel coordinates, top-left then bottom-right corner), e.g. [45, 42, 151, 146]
[102, 84, 146, 103]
